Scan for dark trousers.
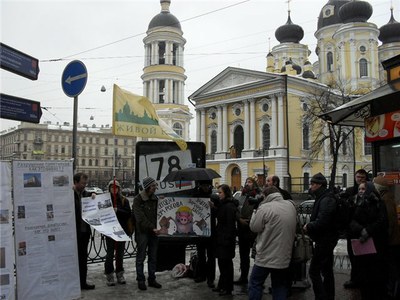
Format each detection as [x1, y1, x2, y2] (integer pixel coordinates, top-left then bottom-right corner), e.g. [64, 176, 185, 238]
[104, 236, 126, 274]
[346, 237, 359, 283]
[237, 229, 254, 281]
[77, 231, 91, 286]
[197, 240, 216, 283]
[135, 232, 158, 282]
[309, 241, 337, 300]
[217, 257, 234, 292]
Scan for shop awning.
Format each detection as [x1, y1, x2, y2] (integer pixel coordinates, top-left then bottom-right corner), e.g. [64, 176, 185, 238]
[320, 84, 400, 127]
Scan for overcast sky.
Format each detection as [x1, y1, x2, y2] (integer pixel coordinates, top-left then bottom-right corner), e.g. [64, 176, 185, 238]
[1, 0, 397, 139]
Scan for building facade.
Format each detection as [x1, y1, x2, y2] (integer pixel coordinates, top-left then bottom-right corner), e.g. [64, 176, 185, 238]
[190, 0, 400, 191]
[0, 122, 136, 189]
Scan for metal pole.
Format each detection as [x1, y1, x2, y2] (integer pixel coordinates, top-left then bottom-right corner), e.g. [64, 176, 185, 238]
[72, 96, 78, 172]
[263, 148, 266, 186]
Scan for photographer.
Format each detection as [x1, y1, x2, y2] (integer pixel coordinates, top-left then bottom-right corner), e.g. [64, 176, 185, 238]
[234, 177, 261, 286]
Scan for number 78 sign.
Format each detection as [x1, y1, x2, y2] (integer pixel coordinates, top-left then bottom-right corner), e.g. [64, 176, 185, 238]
[138, 149, 195, 194]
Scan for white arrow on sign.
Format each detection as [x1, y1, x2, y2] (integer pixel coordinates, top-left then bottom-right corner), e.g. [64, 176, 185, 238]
[65, 73, 87, 84]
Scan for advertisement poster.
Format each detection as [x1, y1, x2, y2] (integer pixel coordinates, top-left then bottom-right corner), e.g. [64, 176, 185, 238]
[12, 160, 80, 300]
[156, 197, 211, 237]
[0, 161, 15, 300]
[82, 193, 130, 242]
[365, 110, 400, 142]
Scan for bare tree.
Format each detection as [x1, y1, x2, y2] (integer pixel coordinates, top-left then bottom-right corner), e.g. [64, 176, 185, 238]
[301, 79, 360, 190]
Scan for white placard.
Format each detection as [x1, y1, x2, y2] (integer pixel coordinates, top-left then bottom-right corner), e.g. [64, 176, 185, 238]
[12, 160, 80, 300]
[0, 161, 15, 300]
[138, 149, 195, 194]
[82, 193, 130, 242]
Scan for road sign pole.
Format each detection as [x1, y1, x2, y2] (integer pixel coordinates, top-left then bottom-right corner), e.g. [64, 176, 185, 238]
[72, 96, 78, 172]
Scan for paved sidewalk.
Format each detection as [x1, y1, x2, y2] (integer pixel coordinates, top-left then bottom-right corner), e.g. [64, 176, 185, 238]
[81, 240, 362, 300]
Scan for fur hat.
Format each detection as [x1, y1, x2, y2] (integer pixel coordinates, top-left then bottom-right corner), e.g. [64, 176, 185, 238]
[310, 172, 327, 186]
[142, 177, 156, 190]
[108, 180, 121, 189]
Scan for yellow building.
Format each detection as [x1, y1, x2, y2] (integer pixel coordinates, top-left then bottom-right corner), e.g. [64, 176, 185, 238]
[189, 0, 400, 192]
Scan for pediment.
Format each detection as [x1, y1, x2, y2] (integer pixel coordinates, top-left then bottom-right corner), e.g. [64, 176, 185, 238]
[189, 67, 281, 100]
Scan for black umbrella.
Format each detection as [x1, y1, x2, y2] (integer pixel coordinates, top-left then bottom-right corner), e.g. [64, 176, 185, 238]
[162, 167, 221, 182]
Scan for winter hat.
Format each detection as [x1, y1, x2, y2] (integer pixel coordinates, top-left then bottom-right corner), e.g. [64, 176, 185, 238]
[373, 176, 391, 192]
[310, 172, 327, 186]
[108, 180, 121, 189]
[142, 177, 156, 190]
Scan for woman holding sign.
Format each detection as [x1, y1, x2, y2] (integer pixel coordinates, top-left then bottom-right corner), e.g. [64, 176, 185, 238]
[104, 180, 132, 286]
[348, 182, 388, 300]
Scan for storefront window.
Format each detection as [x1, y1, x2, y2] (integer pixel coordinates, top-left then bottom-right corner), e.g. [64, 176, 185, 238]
[375, 138, 400, 172]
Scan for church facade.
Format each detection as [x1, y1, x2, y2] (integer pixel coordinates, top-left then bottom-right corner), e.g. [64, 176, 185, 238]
[188, 0, 400, 191]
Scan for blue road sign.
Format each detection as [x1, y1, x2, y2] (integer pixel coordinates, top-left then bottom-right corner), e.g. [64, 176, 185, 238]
[0, 43, 39, 80]
[61, 60, 88, 97]
[0, 93, 42, 123]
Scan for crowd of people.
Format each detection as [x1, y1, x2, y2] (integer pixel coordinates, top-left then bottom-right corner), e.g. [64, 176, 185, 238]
[73, 170, 399, 300]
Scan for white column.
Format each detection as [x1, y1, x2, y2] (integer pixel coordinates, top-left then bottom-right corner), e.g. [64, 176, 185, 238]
[223, 105, 228, 152]
[217, 106, 223, 152]
[180, 81, 184, 105]
[244, 100, 250, 150]
[200, 109, 206, 144]
[179, 45, 184, 67]
[278, 93, 284, 147]
[166, 41, 172, 64]
[151, 42, 156, 65]
[249, 99, 256, 150]
[271, 95, 277, 148]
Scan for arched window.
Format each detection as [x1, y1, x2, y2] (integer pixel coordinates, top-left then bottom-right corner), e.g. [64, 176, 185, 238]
[364, 139, 372, 155]
[262, 123, 270, 150]
[303, 123, 310, 150]
[359, 59, 368, 77]
[95, 159, 99, 166]
[211, 130, 217, 154]
[89, 159, 92, 166]
[327, 52, 333, 72]
[173, 122, 183, 137]
[342, 173, 348, 188]
[105, 159, 108, 167]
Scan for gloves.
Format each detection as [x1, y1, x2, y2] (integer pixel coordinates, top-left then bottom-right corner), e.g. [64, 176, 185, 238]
[359, 228, 369, 243]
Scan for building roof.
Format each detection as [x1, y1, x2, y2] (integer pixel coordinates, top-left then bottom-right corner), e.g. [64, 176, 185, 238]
[338, 0, 372, 23]
[317, 0, 350, 30]
[379, 8, 400, 44]
[148, 0, 181, 30]
[275, 12, 304, 43]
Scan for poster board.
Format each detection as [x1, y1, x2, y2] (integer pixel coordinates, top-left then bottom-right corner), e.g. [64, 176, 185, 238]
[12, 160, 80, 300]
[0, 161, 15, 300]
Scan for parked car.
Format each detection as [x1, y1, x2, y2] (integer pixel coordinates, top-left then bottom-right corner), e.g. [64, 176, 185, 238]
[121, 187, 134, 197]
[297, 200, 315, 225]
[85, 186, 103, 195]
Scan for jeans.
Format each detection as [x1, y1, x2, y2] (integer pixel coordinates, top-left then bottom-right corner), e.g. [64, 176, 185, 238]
[248, 265, 288, 300]
[104, 236, 126, 274]
[135, 232, 159, 282]
[309, 241, 337, 300]
[237, 229, 254, 281]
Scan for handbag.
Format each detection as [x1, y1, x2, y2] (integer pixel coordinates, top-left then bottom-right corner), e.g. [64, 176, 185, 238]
[291, 212, 313, 263]
[126, 216, 135, 237]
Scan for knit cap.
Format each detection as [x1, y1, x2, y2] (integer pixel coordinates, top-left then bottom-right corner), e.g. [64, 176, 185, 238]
[142, 177, 156, 189]
[310, 172, 327, 186]
[108, 180, 121, 189]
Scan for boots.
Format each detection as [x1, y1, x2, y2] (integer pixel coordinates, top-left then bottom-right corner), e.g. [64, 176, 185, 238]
[106, 273, 115, 286]
[116, 271, 126, 284]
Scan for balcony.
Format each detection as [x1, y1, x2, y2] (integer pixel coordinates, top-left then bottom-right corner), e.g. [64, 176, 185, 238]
[33, 138, 43, 145]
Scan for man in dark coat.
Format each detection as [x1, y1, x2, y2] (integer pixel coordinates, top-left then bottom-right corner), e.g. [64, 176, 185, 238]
[133, 177, 162, 291]
[304, 173, 338, 300]
[266, 175, 292, 200]
[73, 172, 95, 290]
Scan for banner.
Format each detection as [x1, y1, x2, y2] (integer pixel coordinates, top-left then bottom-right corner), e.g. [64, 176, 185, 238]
[82, 193, 130, 242]
[112, 84, 187, 150]
[12, 160, 80, 300]
[0, 161, 15, 300]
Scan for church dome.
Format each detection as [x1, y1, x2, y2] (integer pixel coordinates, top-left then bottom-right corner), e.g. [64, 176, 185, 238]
[148, 0, 181, 30]
[379, 8, 400, 44]
[275, 12, 304, 43]
[338, 0, 372, 23]
[317, 0, 350, 30]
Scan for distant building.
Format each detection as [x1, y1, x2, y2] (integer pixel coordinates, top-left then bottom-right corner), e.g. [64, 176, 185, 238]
[0, 122, 136, 188]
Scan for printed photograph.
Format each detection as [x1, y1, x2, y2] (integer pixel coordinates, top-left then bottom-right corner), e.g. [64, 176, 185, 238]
[52, 175, 69, 187]
[0, 210, 9, 224]
[23, 173, 42, 188]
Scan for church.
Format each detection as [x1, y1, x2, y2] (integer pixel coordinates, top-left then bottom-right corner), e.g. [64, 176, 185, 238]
[144, 0, 400, 192]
